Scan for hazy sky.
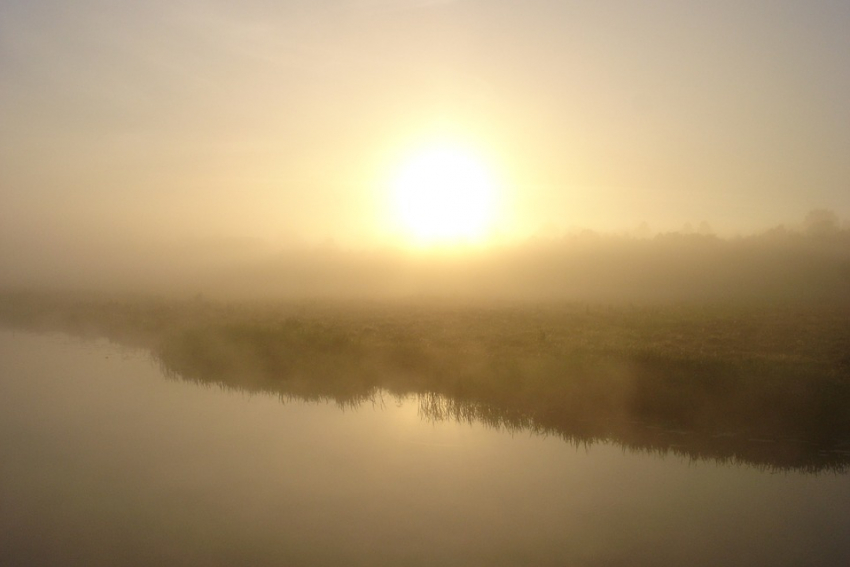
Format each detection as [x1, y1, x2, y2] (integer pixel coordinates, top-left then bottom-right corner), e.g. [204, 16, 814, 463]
[2, 0, 849, 248]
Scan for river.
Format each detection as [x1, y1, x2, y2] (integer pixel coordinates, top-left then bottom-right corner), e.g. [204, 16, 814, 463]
[1, 329, 849, 566]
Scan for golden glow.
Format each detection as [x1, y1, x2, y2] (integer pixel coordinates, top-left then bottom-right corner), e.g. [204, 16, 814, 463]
[390, 144, 498, 246]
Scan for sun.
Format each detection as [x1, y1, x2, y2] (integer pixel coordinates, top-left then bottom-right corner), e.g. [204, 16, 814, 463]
[390, 144, 498, 246]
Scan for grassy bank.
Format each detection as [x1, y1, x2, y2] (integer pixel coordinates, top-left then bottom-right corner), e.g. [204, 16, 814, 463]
[2, 291, 849, 472]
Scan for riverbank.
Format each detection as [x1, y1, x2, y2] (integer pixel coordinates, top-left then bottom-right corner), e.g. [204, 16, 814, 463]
[2, 291, 848, 471]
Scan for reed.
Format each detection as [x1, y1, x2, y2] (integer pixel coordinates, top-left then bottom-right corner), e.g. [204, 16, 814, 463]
[2, 291, 848, 472]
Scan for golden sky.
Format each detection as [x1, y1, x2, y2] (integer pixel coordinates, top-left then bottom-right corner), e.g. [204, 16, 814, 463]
[2, 0, 849, 249]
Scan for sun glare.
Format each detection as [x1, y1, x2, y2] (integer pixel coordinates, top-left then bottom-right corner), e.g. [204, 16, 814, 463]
[390, 144, 498, 246]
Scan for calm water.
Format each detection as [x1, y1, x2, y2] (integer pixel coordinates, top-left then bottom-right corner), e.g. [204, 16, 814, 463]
[2, 329, 849, 567]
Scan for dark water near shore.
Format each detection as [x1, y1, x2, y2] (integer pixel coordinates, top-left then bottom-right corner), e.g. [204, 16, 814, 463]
[2, 329, 849, 566]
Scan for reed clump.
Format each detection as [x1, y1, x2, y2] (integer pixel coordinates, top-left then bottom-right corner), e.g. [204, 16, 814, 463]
[2, 291, 848, 472]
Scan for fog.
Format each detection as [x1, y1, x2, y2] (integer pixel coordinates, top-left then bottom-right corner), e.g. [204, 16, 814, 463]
[2, 209, 847, 304]
[4, 1, 850, 251]
[3, 3, 850, 565]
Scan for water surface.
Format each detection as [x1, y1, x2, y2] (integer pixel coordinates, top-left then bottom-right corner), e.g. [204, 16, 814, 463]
[1, 329, 849, 566]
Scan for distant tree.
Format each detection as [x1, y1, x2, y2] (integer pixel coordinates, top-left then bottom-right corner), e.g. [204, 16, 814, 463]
[633, 221, 651, 239]
[803, 209, 840, 236]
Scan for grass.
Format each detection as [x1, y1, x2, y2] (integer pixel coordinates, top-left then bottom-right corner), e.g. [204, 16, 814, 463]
[1, 290, 849, 472]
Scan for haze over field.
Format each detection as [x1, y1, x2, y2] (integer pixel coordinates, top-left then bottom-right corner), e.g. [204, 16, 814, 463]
[2, 0, 850, 283]
[0, 207, 847, 302]
[4, 6, 850, 564]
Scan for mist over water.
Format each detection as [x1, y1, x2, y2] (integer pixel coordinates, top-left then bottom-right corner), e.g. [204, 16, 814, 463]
[2, 329, 850, 567]
[4, 1, 850, 563]
[2, 214, 849, 566]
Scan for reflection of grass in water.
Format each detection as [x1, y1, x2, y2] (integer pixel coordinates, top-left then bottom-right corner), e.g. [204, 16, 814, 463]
[2, 292, 849, 472]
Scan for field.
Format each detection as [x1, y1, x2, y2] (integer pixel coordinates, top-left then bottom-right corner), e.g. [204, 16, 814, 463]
[1, 291, 849, 472]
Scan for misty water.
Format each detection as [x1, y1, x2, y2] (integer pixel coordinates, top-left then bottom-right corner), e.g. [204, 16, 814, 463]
[2, 328, 850, 567]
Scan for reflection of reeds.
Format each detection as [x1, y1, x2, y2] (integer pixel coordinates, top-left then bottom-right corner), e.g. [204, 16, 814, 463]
[1, 291, 849, 472]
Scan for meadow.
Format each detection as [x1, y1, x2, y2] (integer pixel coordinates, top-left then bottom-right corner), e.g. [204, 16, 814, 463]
[1, 291, 849, 472]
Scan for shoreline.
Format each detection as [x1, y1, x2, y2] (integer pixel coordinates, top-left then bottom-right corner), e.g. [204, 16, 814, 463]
[2, 291, 848, 472]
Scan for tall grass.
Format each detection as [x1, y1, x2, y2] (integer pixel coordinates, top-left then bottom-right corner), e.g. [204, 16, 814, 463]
[2, 291, 848, 472]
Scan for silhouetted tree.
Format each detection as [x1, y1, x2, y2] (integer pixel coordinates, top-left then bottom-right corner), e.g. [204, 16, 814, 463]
[804, 209, 840, 236]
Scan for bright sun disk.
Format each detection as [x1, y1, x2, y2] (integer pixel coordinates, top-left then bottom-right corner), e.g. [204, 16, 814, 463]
[391, 145, 497, 246]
